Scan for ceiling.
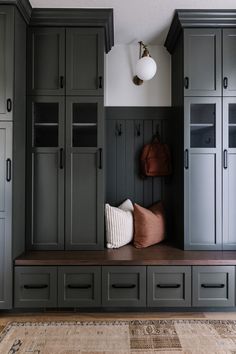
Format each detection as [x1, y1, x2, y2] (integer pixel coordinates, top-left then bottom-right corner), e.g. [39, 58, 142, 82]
[29, 0, 236, 45]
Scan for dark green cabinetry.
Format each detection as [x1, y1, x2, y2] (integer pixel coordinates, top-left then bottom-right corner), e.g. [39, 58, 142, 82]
[66, 28, 104, 96]
[28, 28, 65, 96]
[0, 6, 26, 309]
[147, 266, 191, 307]
[0, 122, 12, 309]
[102, 266, 146, 307]
[165, 11, 236, 250]
[58, 266, 101, 307]
[184, 29, 221, 97]
[192, 266, 235, 307]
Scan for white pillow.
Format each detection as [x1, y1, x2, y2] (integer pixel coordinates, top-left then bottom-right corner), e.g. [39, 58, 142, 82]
[105, 199, 134, 249]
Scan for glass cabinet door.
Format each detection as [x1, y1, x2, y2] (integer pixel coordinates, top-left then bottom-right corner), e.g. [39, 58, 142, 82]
[190, 103, 216, 148]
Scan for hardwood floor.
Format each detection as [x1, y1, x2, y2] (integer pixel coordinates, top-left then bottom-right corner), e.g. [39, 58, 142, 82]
[1, 311, 236, 327]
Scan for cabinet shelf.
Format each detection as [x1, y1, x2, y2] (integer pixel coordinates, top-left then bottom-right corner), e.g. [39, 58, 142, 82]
[73, 123, 97, 127]
[34, 123, 58, 127]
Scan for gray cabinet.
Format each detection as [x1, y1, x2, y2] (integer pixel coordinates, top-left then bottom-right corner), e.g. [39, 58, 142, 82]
[65, 97, 104, 250]
[223, 98, 236, 249]
[28, 27, 104, 97]
[14, 266, 57, 308]
[28, 28, 65, 96]
[102, 266, 146, 307]
[184, 97, 222, 250]
[184, 29, 221, 97]
[147, 266, 191, 307]
[223, 29, 236, 96]
[192, 266, 235, 307]
[0, 122, 12, 309]
[0, 7, 14, 121]
[66, 28, 104, 96]
[27, 96, 65, 250]
[58, 266, 101, 307]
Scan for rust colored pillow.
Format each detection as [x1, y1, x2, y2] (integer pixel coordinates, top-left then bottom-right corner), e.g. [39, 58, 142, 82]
[133, 202, 165, 248]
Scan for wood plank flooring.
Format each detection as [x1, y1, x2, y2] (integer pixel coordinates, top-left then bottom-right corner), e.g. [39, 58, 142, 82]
[1, 312, 236, 327]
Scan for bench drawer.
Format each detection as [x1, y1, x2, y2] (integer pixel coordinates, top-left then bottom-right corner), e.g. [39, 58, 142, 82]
[102, 266, 146, 307]
[14, 266, 57, 308]
[58, 266, 101, 307]
[147, 266, 191, 307]
[192, 266, 235, 307]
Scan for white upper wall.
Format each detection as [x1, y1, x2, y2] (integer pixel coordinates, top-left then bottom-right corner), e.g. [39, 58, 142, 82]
[105, 44, 171, 107]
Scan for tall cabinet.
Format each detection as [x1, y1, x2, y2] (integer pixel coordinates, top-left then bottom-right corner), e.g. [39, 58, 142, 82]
[27, 25, 106, 250]
[165, 11, 236, 250]
[0, 5, 27, 308]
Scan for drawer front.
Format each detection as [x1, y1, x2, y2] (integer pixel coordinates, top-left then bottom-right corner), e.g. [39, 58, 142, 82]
[14, 266, 57, 308]
[102, 266, 146, 307]
[58, 266, 101, 307]
[147, 266, 191, 307]
[192, 266, 235, 307]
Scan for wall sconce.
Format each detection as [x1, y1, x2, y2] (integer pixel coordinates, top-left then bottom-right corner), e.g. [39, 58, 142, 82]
[133, 41, 157, 85]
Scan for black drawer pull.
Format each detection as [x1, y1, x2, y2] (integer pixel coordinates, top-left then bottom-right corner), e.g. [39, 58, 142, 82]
[112, 284, 136, 289]
[98, 148, 103, 169]
[201, 284, 225, 289]
[184, 149, 189, 169]
[59, 148, 64, 169]
[67, 284, 92, 289]
[60, 76, 64, 89]
[6, 158, 12, 182]
[157, 284, 181, 289]
[24, 284, 48, 290]
[7, 98, 12, 112]
[224, 149, 228, 169]
[98, 76, 103, 89]
[223, 77, 228, 89]
[184, 77, 189, 89]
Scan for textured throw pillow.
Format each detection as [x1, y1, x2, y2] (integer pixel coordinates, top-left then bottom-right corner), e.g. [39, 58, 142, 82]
[133, 202, 165, 248]
[105, 199, 134, 249]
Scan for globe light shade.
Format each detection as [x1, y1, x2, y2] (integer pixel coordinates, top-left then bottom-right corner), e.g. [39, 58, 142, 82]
[136, 56, 157, 81]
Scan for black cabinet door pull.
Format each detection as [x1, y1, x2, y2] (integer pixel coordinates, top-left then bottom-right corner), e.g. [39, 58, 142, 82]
[60, 76, 64, 89]
[201, 284, 225, 289]
[157, 284, 181, 289]
[6, 159, 11, 182]
[184, 149, 189, 169]
[112, 284, 136, 289]
[98, 76, 103, 89]
[224, 149, 228, 169]
[67, 284, 92, 289]
[184, 77, 189, 89]
[7, 98, 12, 112]
[223, 77, 228, 89]
[24, 284, 48, 289]
[59, 148, 64, 169]
[98, 148, 102, 169]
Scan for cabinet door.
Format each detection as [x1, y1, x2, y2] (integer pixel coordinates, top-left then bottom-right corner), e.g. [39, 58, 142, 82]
[184, 97, 222, 250]
[28, 28, 65, 95]
[27, 97, 65, 250]
[66, 28, 104, 96]
[65, 97, 104, 250]
[223, 98, 236, 249]
[0, 122, 12, 308]
[0, 6, 14, 121]
[223, 29, 236, 96]
[184, 29, 221, 96]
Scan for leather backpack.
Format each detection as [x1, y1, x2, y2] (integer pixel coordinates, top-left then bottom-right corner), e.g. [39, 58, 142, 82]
[140, 134, 172, 177]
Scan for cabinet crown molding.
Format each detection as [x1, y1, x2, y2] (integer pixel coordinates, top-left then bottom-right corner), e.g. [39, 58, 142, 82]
[30, 8, 114, 53]
[0, 0, 32, 23]
[165, 9, 236, 54]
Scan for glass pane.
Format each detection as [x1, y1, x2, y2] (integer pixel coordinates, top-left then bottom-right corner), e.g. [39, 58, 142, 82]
[229, 126, 236, 148]
[33, 102, 59, 147]
[190, 104, 215, 124]
[229, 104, 236, 148]
[34, 126, 58, 147]
[34, 103, 58, 124]
[191, 126, 215, 148]
[190, 103, 215, 148]
[73, 103, 97, 147]
[229, 104, 236, 124]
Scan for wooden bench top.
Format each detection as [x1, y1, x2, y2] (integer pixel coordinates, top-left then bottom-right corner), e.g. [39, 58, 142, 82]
[14, 243, 236, 266]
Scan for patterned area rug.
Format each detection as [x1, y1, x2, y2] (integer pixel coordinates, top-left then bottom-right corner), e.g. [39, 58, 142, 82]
[1, 320, 236, 353]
